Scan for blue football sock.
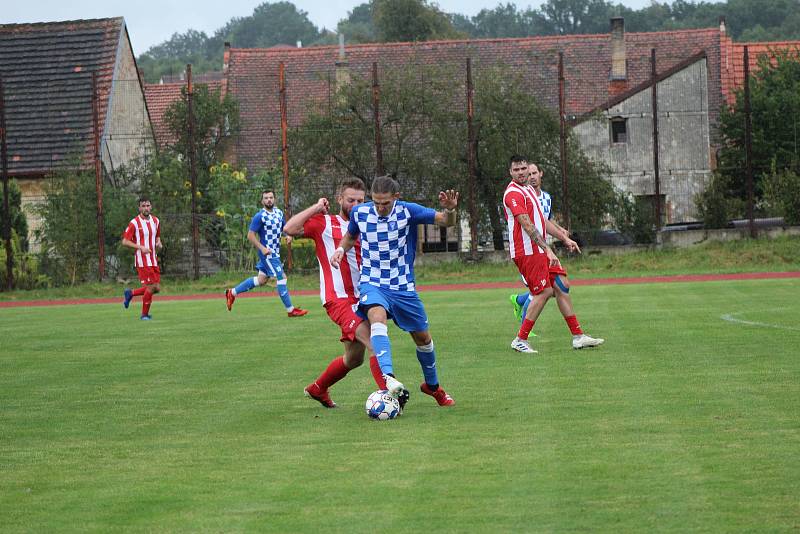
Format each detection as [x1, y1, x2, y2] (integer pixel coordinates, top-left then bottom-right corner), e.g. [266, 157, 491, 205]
[234, 276, 258, 296]
[276, 280, 293, 310]
[370, 323, 393, 376]
[520, 294, 532, 323]
[416, 341, 438, 386]
[515, 293, 528, 307]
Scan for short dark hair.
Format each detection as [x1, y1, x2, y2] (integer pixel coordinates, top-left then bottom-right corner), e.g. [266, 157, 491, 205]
[138, 196, 151, 205]
[262, 189, 275, 197]
[371, 175, 400, 195]
[338, 178, 365, 194]
[509, 154, 527, 167]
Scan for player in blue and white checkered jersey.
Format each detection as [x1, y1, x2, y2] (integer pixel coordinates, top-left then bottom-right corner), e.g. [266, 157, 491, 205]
[225, 190, 308, 317]
[330, 176, 459, 408]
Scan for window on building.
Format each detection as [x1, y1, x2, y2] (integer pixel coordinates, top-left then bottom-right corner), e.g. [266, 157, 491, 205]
[610, 117, 627, 143]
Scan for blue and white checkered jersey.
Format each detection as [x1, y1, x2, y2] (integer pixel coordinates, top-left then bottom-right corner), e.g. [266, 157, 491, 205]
[347, 200, 436, 292]
[249, 207, 285, 261]
[538, 190, 553, 220]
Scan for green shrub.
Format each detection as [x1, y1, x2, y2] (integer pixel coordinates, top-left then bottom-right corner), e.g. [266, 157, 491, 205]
[0, 231, 50, 290]
[762, 168, 800, 225]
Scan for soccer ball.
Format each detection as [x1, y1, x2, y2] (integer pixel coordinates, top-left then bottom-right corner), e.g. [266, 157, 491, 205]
[365, 390, 400, 420]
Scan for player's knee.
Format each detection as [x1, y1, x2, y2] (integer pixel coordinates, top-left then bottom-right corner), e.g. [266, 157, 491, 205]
[371, 322, 388, 337]
[412, 331, 432, 346]
[344, 351, 365, 368]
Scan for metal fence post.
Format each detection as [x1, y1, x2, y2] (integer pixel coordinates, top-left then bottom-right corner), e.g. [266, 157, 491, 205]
[558, 52, 571, 231]
[0, 75, 13, 290]
[91, 71, 105, 280]
[279, 62, 293, 269]
[743, 45, 756, 238]
[372, 62, 384, 176]
[465, 58, 478, 260]
[651, 49, 662, 233]
[187, 64, 200, 279]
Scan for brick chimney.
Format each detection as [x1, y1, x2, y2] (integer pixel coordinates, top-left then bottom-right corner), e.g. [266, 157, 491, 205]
[610, 17, 626, 80]
[223, 42, 231, 74]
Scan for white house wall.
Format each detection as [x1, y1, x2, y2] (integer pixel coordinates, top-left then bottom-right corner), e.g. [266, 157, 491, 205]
[574, 58, 711, 222]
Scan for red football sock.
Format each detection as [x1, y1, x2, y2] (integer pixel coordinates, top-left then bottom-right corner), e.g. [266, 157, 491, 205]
[132, 287, 147, 297]
[369, 355, 387, 389]
[565, 315, 583, 335]
[142, 289, 153, 316]
[316, 356, 350, 390]
[518, 318, 535, 340]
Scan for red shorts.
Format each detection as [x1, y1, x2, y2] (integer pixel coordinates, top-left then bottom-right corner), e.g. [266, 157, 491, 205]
[324, 298, 363, 342]
[136, 266, 161, 285]
[513, 254, 551, 295]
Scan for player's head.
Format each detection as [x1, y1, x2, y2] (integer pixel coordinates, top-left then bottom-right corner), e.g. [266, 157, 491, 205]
[138, 196, 152, 217]
[261, 190, 275, 209]
[370, 175, 400, 217]
[528, 163, 542, 190]
[509, 155, 528, 184]
[337, 178, 366, 219]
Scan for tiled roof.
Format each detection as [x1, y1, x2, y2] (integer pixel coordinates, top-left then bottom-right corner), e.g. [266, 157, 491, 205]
[225, 28, 722, 172]
[721, 38, 800, 103]
[144, 80, 222, 148]
[160, 71, 223, 84]
[0, 18, 123, 176]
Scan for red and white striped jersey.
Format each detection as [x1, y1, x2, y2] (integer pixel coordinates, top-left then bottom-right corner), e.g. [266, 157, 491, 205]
[503, 180, 547, 259]
[303, 213, 361, 304]
[123, 215, 160, 268]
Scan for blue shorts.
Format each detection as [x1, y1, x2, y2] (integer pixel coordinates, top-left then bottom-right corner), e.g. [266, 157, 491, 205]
[257, 256, 285, 281]
[356, 283, 430, 333]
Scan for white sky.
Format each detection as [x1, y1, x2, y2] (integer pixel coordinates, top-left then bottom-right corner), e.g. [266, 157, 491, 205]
[3, 0, 653, 55]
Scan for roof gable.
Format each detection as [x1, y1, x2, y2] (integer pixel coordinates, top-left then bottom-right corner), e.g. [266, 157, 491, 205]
[0, 17, 123, 175]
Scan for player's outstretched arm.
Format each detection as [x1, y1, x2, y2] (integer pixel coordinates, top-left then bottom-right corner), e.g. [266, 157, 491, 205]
[330, 231, 356, 269]
[284, 198, 329, 236]
[517, 213, 559, 266]
[434, 189, 459, 227]
[545, 219, 580, 253]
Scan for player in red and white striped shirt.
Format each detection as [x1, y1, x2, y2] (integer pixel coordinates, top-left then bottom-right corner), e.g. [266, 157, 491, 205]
[502, 155, 560, 353]
[121, 197, 162, 320]
[284, 178, 388, 408]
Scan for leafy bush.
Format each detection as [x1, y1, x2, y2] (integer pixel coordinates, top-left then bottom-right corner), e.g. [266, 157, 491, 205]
[695, 172, 745, 229]
[762, 167, 800, 225]
[0, 231, 50, 290]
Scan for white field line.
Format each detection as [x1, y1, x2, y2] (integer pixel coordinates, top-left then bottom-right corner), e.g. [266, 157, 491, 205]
[720, 312, 800, 332]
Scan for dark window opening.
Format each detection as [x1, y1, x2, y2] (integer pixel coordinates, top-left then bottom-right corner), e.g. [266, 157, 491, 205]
[610, 117, 627, 143]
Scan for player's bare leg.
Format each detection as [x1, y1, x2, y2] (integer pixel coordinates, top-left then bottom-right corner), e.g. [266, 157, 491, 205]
[512, 288, 552, 353]
[552, 276, 604, 349]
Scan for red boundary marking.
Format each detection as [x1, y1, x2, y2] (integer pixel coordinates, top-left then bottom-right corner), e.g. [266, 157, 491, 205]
[1, 271, 799, 309]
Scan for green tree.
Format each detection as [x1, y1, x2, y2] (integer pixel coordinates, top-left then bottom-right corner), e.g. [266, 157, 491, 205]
[0, 179, 29, 251]
[471, 3, 551, 38]
[539, 0, 613, 35]
[225, 2, 320, 47]
[336, 2, 378, 43]
[373, 0, 464, 42]
[716, 50, 800, 208]
[291, 60, 618, 250]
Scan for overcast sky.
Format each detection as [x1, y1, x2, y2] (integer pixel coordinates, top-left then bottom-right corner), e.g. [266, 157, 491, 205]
[3, 0, 653, 55]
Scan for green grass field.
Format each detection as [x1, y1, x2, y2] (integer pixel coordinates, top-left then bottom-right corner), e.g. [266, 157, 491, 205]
[2, 279, 799, 532]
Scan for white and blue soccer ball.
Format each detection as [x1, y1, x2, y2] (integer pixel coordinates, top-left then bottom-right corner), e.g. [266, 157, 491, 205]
[365, 390, 400, 420]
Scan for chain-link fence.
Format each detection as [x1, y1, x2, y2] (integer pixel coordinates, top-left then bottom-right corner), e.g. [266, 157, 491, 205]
[3, 43, 799, 289]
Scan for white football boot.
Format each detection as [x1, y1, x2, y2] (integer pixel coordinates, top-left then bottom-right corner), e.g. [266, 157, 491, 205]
[511, 337, 537, 353]
[572, 334, 605, 349]
[383, 374, 406, 398]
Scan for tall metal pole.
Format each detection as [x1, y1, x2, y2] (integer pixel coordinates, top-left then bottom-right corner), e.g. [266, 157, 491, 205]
[743, 45, 756, 238]
[279, 62, 293, 269]
[187, 64, 200, 279]
[91, 72, 105, 280]
[650, 49, 662, 232]
[372, 62, 384, 176]
[0, 76, 13, 290]
[465, 58, 478, 260]
[558, 52, 571, 231]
